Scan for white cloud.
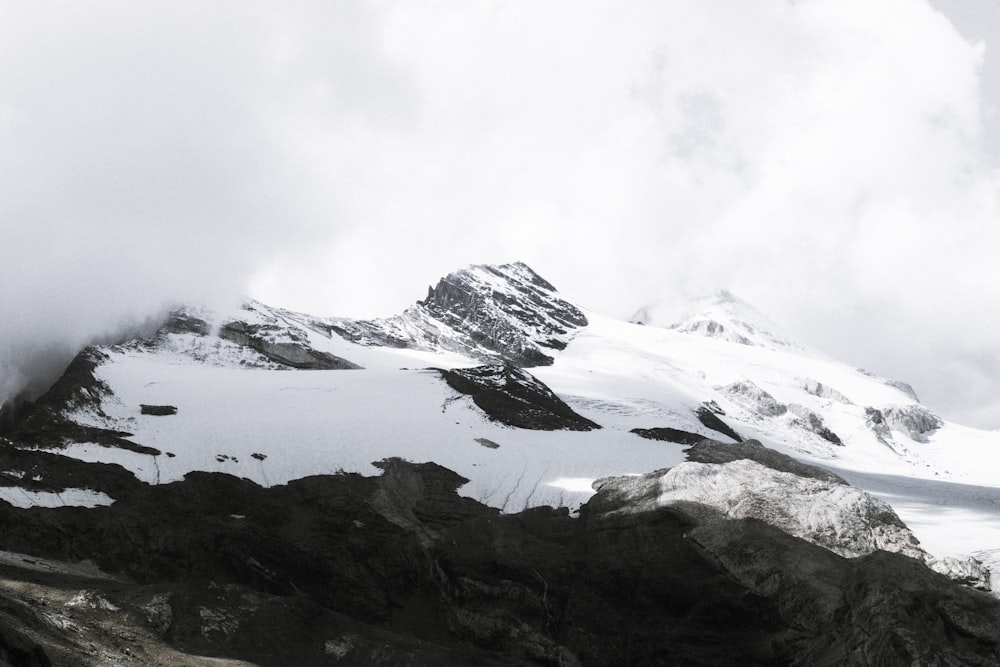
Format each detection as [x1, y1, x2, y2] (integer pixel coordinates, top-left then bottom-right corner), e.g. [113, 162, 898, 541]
[2, 0, 999, 427]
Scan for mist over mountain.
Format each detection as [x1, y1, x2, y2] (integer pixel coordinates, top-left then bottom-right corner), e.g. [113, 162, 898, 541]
[5, 1, 1000, 430]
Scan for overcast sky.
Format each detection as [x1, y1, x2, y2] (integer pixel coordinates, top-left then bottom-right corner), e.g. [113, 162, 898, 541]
[3, 0, 1000, 427]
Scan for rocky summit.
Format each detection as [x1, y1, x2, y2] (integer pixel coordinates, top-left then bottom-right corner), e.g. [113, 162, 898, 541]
[0, 261, 999, 665]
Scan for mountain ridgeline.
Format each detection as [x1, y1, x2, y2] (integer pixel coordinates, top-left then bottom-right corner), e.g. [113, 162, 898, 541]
[0, 261, 998, 666]
[329, 261, 589, 367]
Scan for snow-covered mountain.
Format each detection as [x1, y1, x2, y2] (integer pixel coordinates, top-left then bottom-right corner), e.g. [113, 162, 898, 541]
[8, 262, 1000, 564]
[1, 261, 999, 665]
[631, 288, 805, 350]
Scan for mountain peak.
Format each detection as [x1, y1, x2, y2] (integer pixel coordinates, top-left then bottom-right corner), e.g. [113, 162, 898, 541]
[418, 261, 557, 307]
[631, 289, 802, 350]
[333, 261, 587, 366]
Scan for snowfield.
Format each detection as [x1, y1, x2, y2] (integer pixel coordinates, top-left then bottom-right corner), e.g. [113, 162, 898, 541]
[18, 277, 999, 585]
[65, 349, 687, 513]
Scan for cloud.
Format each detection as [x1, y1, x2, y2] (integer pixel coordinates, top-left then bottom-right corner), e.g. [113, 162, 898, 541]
[1, 1, 998, 427]
[0, 0, 411, 402]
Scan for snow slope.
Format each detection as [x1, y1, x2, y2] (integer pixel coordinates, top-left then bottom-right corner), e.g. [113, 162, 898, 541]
[13, 264, 1000, 581]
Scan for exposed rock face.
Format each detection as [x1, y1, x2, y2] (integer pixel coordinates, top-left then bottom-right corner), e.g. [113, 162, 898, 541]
[882, 404, 943, 442]
[437, 364, 600, 431]
[139, 404, 177, 416]
[865, 405, 943, 446]
[684, 520, 999, 666]
[27, 348, 112, 417]
[684, 438, 847, 484]
[592, 440, 991, 592]
[865, 407, 895, 446]
[723, 380, 788, 416]
[720, 383, 842, 444]
[0, 456, 995, 665]
[630, 426, 707, 445]
[787, 404, 843, 445]
[330, 262, 588, 366]
[594, 459, 926, 559]
[695, 405, 743, 442]
[159, 307, 211, 336]
[5, 350, 158, 454]
[219, 319, 360, 370]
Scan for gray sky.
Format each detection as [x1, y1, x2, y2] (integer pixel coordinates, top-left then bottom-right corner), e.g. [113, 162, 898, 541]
[3, 0, 1000, 428]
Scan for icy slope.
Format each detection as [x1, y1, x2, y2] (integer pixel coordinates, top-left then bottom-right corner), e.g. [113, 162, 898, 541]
[56, 351, 684, 512]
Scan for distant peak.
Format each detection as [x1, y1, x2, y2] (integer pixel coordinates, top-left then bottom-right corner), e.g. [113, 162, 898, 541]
[435, 261, 556, 294]
[631, 289, 803, 350]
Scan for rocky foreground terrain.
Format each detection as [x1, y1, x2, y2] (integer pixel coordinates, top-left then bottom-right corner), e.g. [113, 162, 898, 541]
[0, 439, 997, 666]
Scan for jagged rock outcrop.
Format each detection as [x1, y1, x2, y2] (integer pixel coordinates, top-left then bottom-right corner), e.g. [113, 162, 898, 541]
[865, 405, 943, 445]
[593, 459, 926, 559]
[723, 380, 788, 416]
[330, 262, 588, 366]
[787, 404, 843, 445]
[719, 383, 842, 444]
[865, 406, 895, 446]
[881, 405, 943, 442]
[591, 440, 991, 592]
[437, 364, 600, 431]
[158, 306, 211, 336]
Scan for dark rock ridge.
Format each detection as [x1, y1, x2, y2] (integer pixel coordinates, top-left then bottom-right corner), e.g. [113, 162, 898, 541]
[696, 405, 743, 442]
[630, 426, 706, 445]
[329, 262, 588, 366]
[139, 404, 177, 416]
[437, 364, 600, 431]
[684, 438, 847, 485]
[3, 350, 159, 455]
[0, 458, 995, 665]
